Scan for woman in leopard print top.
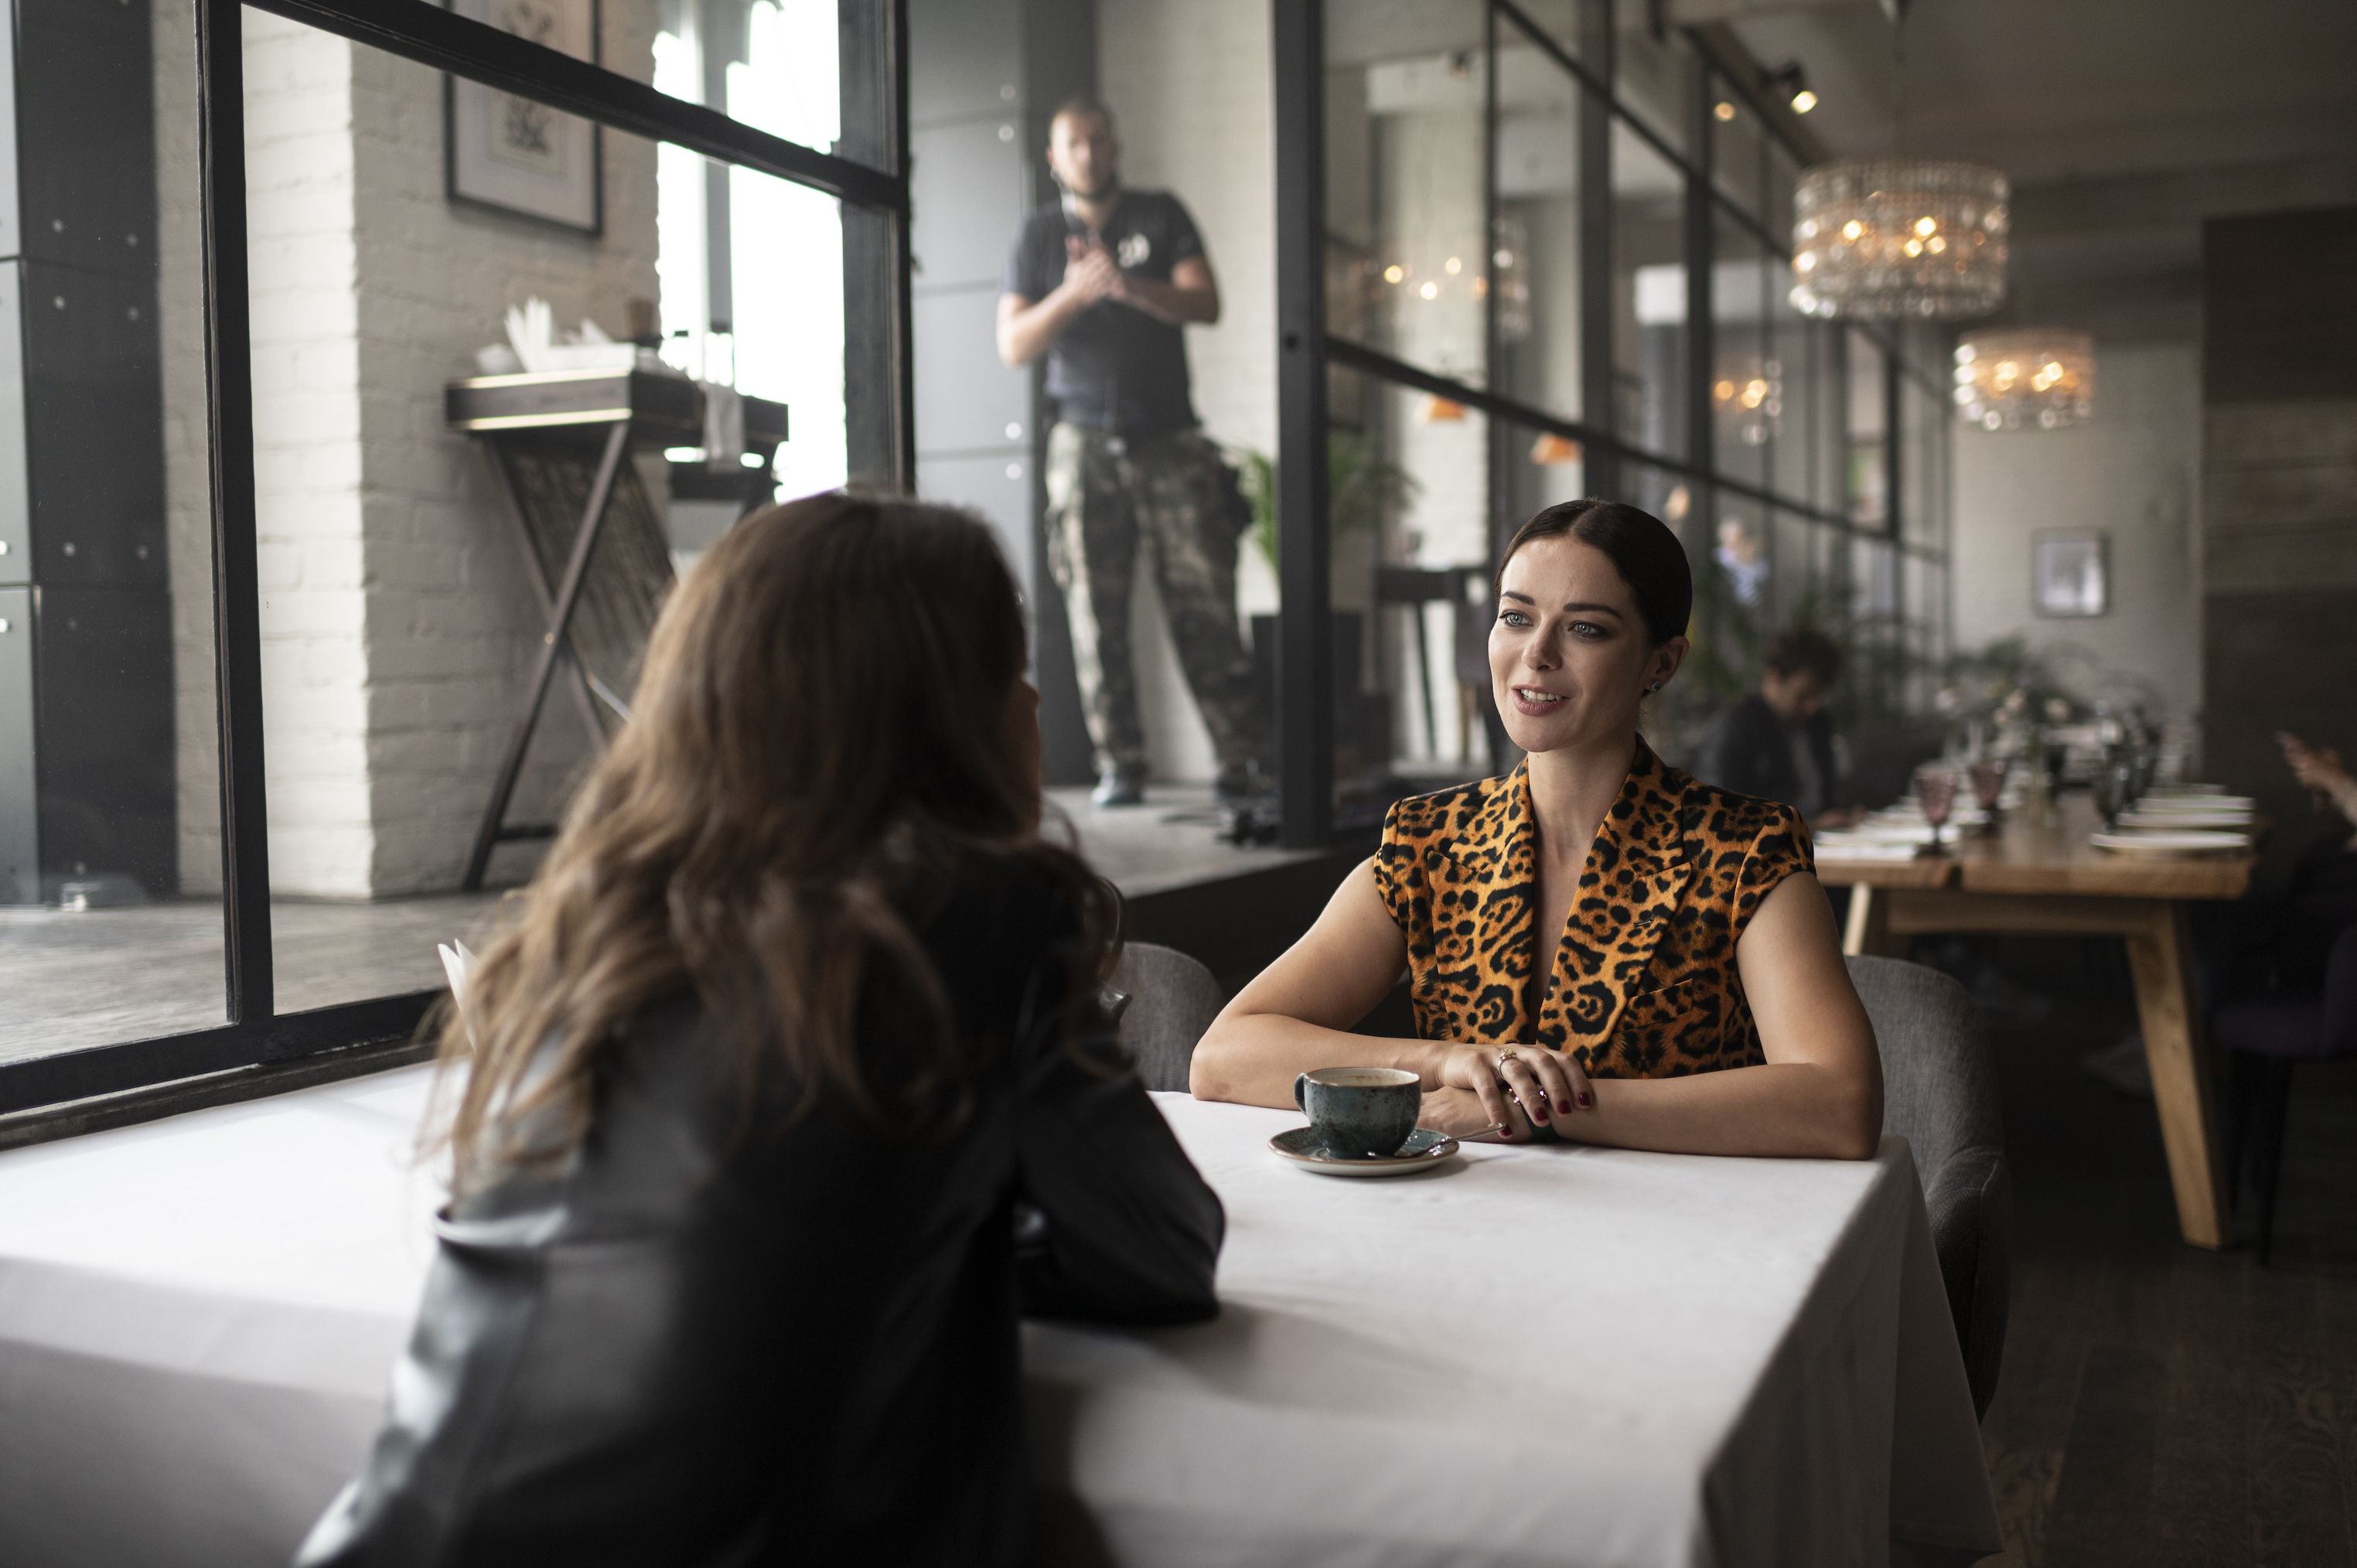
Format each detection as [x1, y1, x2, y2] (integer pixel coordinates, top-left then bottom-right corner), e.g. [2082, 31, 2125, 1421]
[1192, 500, 1882, 1157]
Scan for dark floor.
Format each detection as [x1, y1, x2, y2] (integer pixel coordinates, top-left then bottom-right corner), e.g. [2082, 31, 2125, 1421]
[1970, 934, 2357, 1566]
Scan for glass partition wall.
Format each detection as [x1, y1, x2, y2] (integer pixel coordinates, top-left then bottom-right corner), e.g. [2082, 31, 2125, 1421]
[1277, 0, 1950, 844]
[1, 0, 909, 1131]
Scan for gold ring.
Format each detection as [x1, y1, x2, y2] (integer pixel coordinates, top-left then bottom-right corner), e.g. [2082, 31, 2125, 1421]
[1496, 1048, 1513, 1078]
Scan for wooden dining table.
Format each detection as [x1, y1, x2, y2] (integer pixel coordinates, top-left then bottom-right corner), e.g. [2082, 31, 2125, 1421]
[1816, 793, 2254, 1250]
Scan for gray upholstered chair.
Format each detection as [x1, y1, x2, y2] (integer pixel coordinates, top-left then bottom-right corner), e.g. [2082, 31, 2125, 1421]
[1109, 942, 1225, 1093]
[1847, 954, 2011, 1422]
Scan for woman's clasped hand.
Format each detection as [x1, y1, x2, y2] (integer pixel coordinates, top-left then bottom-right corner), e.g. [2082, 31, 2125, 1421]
[1422, 1043, 1595, 1140]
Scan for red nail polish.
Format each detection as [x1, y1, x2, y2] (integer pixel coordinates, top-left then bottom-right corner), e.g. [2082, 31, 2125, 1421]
[1577, 1091, 1593, 1109]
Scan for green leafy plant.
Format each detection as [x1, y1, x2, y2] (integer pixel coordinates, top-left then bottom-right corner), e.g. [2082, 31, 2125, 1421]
[1231, 430, 1421, 572]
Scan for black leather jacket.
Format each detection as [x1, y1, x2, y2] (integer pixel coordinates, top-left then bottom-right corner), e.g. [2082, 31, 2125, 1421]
[297, 859, 1224, 1567]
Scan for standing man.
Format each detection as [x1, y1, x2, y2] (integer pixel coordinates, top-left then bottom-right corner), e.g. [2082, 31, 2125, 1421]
[998, 97, 1260, 807]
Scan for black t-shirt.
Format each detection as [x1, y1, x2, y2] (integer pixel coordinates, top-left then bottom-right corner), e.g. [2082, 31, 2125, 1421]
[1001, 189, 1204, 435]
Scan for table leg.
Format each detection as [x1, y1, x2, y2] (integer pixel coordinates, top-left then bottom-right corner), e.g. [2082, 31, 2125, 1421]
[1843, 882, 1898, 957]
[2127, 902, 2233, 1249]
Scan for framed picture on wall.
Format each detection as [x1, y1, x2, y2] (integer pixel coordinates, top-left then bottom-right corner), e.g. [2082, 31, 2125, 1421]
[447, 0, 602, 235]
[2033, 532, 2109, 618]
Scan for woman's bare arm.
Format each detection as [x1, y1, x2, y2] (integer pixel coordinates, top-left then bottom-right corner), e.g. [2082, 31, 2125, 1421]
[1519, 874, 1883, 1159]
[1189, 860, 1445, 1105]
[1198, 864, 1881, 1157]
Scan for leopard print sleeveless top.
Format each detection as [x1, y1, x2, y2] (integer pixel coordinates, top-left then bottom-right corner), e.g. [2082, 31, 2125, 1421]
[1373, 738, 1814, 1078]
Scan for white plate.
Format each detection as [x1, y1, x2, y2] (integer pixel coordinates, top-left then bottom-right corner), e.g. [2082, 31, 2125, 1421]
[2117, 810, 2252, 830]
[1270, 1127, 1462, 1176]
[1838, 822, 1943, 844]
[2091, 830, 2250, 857]
[1812, 840, 1925, 863]
[2129, 794, 2253, 813]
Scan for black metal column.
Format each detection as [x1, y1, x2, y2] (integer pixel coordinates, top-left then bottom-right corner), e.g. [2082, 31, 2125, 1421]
[1273, 0, 1330, 849]
[1884, 332, 1905, 644]
[839, 0, 915, 489]
[1576, 0, 1617, 501]
[1683, 56, 1715, 492]
[1482, 4, 1507, 560]
[197, 0, 272, 1024]
[1681, 49, 1717, 595]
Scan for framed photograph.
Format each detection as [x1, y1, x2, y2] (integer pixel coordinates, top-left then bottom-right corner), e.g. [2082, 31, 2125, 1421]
[447, 0, 602, 234]
[2033, 532, 2109, 618]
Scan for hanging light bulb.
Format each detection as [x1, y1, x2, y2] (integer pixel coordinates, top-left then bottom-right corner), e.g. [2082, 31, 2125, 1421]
[1953, 330, 2094, 430]
[1789, 159, 2009, 319]
[1761, 63, 1816, 117]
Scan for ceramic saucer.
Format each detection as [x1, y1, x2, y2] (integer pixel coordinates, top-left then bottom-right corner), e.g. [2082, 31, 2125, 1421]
[1269, 1126, 1461, 1177]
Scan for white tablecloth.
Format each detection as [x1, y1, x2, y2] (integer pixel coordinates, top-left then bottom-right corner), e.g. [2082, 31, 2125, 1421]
[0, 1072, 1999, 1567]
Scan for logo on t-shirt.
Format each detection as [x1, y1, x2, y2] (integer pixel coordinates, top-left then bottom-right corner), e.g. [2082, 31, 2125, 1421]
[1117, 233, 1152, 269]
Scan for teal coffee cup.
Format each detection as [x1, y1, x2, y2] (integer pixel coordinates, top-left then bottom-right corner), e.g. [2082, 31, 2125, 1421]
[1293, 1067, 1422, 1158]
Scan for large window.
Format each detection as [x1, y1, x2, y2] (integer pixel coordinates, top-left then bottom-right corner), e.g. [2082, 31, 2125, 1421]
[1276, 0, 1950, 840]
[1, 0, 908, 1133]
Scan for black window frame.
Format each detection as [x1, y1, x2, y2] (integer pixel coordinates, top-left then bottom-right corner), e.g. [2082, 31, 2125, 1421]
[1, 0, 912, 1137]
[1272, 0, 1951, 846]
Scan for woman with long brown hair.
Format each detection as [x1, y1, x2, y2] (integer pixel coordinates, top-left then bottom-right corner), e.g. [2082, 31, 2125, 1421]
[298, 495, 1223, 1567]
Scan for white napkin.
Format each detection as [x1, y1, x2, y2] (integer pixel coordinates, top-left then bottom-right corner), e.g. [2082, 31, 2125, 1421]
[500, 298, 636, 374]
[1812, 838, 1925, 862]
[437, 940, 478, 1009]
[701, 382, 745, 472]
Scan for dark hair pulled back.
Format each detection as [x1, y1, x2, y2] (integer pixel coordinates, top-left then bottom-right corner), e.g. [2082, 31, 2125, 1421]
[1496, 499, 1692, 646]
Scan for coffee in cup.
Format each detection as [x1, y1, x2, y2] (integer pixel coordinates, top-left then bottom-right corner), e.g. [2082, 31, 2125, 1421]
[1293, 1067, 1422, 1158]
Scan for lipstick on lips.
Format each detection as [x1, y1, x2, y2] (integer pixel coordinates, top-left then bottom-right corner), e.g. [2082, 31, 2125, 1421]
[1509, 685, 1567, 718]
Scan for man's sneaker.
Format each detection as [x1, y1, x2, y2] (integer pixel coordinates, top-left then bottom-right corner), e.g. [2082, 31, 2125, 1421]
[1092, 766, 1148, 807]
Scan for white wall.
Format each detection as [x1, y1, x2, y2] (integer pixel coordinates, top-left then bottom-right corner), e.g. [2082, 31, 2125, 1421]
[1950, 341, 2202, 719]
[1100, 0, 1274, 782]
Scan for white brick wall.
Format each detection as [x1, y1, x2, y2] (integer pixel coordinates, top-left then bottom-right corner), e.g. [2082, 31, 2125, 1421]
[346, 14, 660, 895]
[243, 14, 375, 898]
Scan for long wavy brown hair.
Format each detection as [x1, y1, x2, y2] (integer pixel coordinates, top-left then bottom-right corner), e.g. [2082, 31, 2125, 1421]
[438, 493, 1114, 1189]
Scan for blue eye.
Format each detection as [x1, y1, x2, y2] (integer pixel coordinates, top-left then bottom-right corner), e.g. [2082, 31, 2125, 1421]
[1499, 609, 1531, 628]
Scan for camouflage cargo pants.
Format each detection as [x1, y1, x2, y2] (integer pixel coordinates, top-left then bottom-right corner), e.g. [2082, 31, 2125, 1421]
[1043, 422, 1261, 778]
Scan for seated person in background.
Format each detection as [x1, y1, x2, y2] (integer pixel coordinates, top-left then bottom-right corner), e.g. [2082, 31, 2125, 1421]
[1189, 499, 1882, 1158]
[2277, 730, 2357, 985]
[1697, 625, 1861, 829]
[298, 496, 1224, 1568]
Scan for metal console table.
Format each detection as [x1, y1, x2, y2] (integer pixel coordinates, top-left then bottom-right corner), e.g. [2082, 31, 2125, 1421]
[444, 367, 788, 891]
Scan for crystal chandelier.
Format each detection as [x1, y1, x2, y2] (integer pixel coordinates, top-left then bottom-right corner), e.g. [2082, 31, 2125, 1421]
[1789, 159, 2009, 319]
[1953, 330, 2095, 431]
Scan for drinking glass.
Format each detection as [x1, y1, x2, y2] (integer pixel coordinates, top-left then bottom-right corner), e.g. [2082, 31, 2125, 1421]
[2130, 742, 2158, 805]
[1967, 756, 2008, 830]
[2094, 762, 2134, 830]
[1915, 764, 1958, 853]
